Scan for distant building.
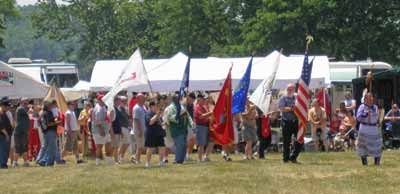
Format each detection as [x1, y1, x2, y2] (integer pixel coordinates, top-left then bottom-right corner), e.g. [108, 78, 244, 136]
[8, 58, 79, 88]
[329, 61, 392, 109]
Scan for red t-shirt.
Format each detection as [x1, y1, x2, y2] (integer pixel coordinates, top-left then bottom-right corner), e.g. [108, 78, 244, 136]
[330, 118, 341, 133]
[194, 104, 210, 125]
[129, 98, 138, 115]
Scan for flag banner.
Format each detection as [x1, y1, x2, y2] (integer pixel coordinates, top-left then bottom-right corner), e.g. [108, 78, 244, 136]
[210, 67, 234, 145]
[232, 57, 253, 114]
[316, 88, 331, 117]
[294, 53, 314, 143]
[179, 57, 191, 100]
[261, 115, 271, 138]
[102, 48, 151, 109]
[249, 52, 281, 115]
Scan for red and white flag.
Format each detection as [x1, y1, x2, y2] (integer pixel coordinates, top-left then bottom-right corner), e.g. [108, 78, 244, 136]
[103, 48, 151, 109]
[294, 52, 314, 144]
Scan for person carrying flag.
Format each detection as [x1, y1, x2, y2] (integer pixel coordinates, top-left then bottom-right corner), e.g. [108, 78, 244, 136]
[279, 83, 301, 163]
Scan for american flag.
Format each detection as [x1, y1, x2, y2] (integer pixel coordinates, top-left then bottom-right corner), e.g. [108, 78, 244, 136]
[294, 52, 314, 144]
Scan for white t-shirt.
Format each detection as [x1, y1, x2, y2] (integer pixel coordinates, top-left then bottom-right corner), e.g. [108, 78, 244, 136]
[65, 109, 79, 131]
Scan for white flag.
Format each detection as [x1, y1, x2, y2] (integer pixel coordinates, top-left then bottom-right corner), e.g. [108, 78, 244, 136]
[249, 52, 281, 115]
[102, 48, 151, 109]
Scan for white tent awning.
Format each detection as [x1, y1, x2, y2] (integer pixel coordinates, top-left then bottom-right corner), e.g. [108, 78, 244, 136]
[0, 61, 49, 99]
[89, 51, 331, 92]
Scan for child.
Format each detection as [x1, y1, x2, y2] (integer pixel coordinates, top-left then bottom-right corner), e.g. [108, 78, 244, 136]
[343, 111, 357, 150]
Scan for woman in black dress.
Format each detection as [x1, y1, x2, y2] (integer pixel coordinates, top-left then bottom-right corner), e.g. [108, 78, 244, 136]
[144, 100, 166, 168]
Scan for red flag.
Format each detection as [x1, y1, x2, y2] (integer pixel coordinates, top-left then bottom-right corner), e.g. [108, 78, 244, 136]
[316, 88, 331, 117]
[261, 115, 271, 138]
[209, 67, 234, 145]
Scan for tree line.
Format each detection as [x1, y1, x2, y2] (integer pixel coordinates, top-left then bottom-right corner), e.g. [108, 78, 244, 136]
[1, 0, 399, 78]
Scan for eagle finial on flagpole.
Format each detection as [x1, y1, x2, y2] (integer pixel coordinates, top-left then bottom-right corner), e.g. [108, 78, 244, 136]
[306, 34, 314, 51]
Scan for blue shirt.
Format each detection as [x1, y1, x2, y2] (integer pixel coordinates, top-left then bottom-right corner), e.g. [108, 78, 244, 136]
[385, 109, 400, 125]
[356, 104, 378, 124]
[279, 95, 297, 121]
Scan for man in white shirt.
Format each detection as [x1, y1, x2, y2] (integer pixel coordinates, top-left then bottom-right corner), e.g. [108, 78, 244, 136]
[344, 92, 356, 114]
[63, 101, 84, 164]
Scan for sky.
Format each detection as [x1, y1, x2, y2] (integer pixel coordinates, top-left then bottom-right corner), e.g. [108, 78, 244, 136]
[16, 0, 65, 6]
[16, 0, 39, 6]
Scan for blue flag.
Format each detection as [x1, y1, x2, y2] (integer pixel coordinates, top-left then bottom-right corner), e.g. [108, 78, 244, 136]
[232, 57, 253, 114]
[179, 57, 190, 100]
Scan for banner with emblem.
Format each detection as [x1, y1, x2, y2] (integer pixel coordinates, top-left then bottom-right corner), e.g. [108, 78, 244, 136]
[103, 48, 151, 109]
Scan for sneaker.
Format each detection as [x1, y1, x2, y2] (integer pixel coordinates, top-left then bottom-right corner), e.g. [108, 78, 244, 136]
[163, 159, 169, 164]
[95, 158, 101, 166]
[23, 162, 30, 167]
[158, 161, 165, 167]
[223, 155, 232, 162]
[77, 160, 85, 164]
[12, 162, 18, 168]
[145, 162, 151, 168]
[202, 157, 211, 162]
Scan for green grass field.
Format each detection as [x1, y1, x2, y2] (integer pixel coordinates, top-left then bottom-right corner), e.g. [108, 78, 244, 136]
[1, 150, 400, 194]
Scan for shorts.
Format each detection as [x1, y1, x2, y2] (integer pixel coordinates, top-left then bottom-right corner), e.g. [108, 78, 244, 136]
[145, 135, 165, 148]
[196, 125, 209, 146]
[312, 128, 328, 142]
[135, 132, 145, 149]
[121, 127, 131, 145]
[64, 131, 79, 152]
[243, 128, 257, 142]
[93, 133, 111, 145]
[14, 134, 28, 154]
[112, 134, 121, 148]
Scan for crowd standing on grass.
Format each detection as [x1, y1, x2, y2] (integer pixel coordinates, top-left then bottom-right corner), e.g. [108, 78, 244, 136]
[0, 85, 394, 169]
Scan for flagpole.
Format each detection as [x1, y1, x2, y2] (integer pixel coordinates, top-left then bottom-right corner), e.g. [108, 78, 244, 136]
[186, 45, 192, 96]
[323, 87, 327, 116]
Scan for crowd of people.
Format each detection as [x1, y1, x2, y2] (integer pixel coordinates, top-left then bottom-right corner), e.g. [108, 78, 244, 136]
[0, 84, 398, 169]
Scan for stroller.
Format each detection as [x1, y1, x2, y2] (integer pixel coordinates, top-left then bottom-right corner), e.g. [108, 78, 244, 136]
[333, 128, 355, 151]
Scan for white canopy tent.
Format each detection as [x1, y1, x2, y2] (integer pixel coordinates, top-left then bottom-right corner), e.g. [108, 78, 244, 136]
[0, 61, 49, 99]
[273, 54, 331, 89]
[61, 80, 91, 101]
[89, 51, 331, 92]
